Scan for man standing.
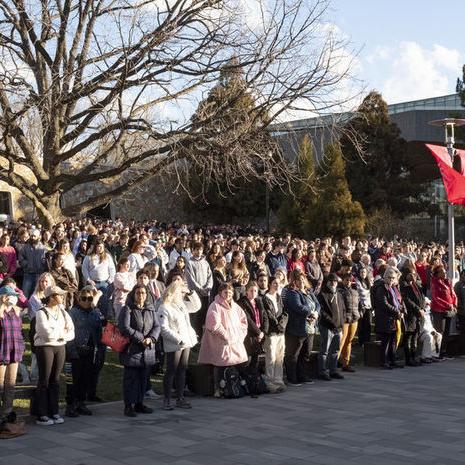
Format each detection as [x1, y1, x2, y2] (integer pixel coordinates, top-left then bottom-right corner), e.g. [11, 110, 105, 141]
[19, 229, 47, 297]
[266, 241, 287, 277]
[185, 242, 213, 337]
[317, 273, 345, 381]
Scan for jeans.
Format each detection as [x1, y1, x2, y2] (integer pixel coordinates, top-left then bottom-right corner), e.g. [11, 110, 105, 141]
[378, 332, 396, 366]
[123, 366, 151, 406]
[66, 353, 96, 406]
[318, 326, 341, 375]
[0, 363, 18, 416]
[163, 348, 190, 401]
[404, 331, 419, 363]
[23, 273, 40, 298]
[36, 345, 66, 417]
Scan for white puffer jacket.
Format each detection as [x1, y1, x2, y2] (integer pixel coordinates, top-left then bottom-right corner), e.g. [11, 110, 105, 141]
[157, 291, 201, 352]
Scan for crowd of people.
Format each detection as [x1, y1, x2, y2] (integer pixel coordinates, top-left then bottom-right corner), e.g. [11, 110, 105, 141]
[0, 218, 463, 426]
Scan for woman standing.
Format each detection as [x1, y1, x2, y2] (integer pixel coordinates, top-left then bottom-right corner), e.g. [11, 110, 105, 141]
[227, 251, 249, 301]
[0, 286, 25, 420]
[127, 240, 148, 274]
[34, 286, 75, 426]
[430, 265, 457, 358]
[56, 240, 78, 284]
[262, 276, 288, 392]
[198, 283, 248, 398]
[238, 281, 268, 380]
[283, 271, 319, 385]
[112, 258, 136, 321]
[355, 267, 373, 346]
[0, 234, 16, 278]
[211, 256, 228, 301]
[82, 241, 116, 318]
[49, 253, 79, 310]
[157, 278, 201, 410]
[118, 285, 160, 417]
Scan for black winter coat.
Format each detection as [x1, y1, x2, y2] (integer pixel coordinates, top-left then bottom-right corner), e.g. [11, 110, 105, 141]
[237, 296, 268, 355]
[399, 279, 424, 333]
[372, 280, 402, 333]
[317, 288, 345, 332]
[262, 294, 288, 335]
[118, 295, 161, 367]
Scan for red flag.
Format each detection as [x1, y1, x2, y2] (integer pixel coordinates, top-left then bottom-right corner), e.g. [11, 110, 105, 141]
[426, 144, 465, 205]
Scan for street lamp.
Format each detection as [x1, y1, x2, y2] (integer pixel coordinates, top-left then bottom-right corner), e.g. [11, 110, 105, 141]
[428, 118, 465, 280]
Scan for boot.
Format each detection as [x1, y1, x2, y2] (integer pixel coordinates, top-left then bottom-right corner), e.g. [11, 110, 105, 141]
[65, 404, 79, 418]
[76, 402, 92, 416]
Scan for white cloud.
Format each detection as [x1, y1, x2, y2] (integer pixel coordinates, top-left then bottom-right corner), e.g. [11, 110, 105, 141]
[368, 41, 464, 104]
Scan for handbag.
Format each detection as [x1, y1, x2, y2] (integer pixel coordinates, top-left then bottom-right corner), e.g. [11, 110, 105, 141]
[101, 322, 130, 353]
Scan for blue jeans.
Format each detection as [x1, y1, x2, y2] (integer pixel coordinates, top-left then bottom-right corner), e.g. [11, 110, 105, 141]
[318, 326, 341, 375]
[23, 273, 40, 298]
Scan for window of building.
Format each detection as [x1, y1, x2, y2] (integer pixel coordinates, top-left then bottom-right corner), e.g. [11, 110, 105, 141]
[0, 192, 12, 215]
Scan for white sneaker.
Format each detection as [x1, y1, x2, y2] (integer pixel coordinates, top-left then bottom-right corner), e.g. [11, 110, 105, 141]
[144, 389, 161, 400]
[52, 414, 64, 424]
[36, 416, 54, 426]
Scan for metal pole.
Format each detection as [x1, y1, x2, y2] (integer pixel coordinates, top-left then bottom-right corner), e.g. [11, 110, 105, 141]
[446, 123, 455, 281]
[265, 184, 270, 233]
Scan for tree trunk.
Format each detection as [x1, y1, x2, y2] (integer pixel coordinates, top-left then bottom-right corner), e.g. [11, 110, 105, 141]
[34, 193, 64, 228]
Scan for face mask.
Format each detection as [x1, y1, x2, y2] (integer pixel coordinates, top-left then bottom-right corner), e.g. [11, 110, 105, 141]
[7, 296, 18, 306]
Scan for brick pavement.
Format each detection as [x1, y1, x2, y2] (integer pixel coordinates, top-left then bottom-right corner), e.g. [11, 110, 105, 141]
[2, 359, 465, 465]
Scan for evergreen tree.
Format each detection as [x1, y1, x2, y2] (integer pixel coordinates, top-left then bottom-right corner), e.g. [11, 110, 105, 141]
[340, 91, 429, 216]
[303, 142, 365, 237]
[277, 135, 317, 234]
[184, 60, 276, 221]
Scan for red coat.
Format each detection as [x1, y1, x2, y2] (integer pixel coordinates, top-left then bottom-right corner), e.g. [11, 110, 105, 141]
[430, 276, 457, 313]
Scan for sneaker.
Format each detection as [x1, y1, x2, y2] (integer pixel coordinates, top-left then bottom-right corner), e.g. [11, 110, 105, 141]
[36, 416, 54, 426]
[163, 399, 174, 411]
[342, 366, 356, 373]
[176, 398, 192, 409]
[330, 372, 344, 380]
[318, 373, 332, 381]
[213, 389, 222, 399]
[52, 414, 64, 424]
[124, 406, 137, 417]
[144, 389, 161, 400]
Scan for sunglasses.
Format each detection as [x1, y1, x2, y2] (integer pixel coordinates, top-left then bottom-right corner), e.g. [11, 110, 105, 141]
[80, 296, 93, 302]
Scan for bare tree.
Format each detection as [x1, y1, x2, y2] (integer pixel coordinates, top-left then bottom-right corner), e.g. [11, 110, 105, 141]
[0, 0, 356, 226]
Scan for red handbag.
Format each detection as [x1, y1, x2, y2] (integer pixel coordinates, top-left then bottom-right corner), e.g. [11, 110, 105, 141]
[101, 322, 130, 353]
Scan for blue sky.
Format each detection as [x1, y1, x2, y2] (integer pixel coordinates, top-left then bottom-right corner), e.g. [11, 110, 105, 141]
[331, 0, 464, 104]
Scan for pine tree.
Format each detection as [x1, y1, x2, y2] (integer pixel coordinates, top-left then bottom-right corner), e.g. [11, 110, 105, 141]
[340, 91, 429, 217]
[304, 142, 365, 237]
[184, 59, 275, 221]
[277, 135, 317, 234]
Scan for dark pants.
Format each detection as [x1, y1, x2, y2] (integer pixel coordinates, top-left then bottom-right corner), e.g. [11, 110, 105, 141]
[163, 348, 190, 401]
[190, 296, 209, 339]
[432, 312, 452, 356]
[404, 331, 418, 363]
[36, 345, 66, 417]
[358, 308, 372, 346]
[86, 347, 105, 399]
[66, 353, 95, 405]
[285, 334, 314, 383]
[123, 366, 151, 406]
[378, 332, 396, 366]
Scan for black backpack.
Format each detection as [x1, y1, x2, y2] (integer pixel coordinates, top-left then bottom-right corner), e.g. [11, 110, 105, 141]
[245, 373, 269, 396]
[220, 367, 247, 399]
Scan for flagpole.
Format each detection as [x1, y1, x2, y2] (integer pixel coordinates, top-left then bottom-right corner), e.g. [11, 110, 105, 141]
[428, 118, 465, 282]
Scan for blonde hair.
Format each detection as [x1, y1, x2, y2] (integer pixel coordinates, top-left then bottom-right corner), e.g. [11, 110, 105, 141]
[162, 280, 184, 305]
[33, 272, 56, 299]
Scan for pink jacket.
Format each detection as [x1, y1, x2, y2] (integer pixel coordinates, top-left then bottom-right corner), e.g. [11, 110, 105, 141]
[198, 295, 248, 367]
